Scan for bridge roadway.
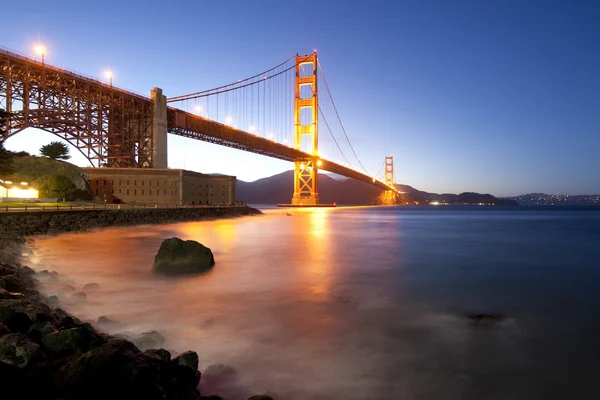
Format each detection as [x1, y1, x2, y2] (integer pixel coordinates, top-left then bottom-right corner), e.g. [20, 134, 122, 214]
[0, 48, 394, 192]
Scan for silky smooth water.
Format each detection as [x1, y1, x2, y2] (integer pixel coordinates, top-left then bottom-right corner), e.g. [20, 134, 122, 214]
[26, 206, 600, 399]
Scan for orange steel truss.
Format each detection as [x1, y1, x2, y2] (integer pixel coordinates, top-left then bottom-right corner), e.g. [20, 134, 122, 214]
[0, 49, 154, 167]
[385, 155, 395, 186]
[292, 52, 319, 205]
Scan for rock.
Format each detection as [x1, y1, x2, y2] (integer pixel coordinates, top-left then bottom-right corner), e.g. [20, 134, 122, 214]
[172, 351, 199, 371]
[0, 333, 42, 368]
[42, 327, 104, 355]
[83, 282, 101, 291]
[53, 338, 164, 400]
[152, 237, 215, 275]
[248, 396, 274, 400]
[97, 316, 121, 330]
[144, 348, 171, 363]
[466, 314, 502, 325]
[132, 330, 165, 351]
[47, 295, 59, 306]
[164, 351, 201, 400]
[70, 292, 87, 302]
[0, 298, 37, 332]
[0, 321, 10, 336]
[203, 363, 239, 386]
[27, 320, 58, 339]
[0, 275, 27, 293]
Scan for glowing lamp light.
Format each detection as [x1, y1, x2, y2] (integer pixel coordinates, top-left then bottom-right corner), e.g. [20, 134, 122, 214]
[34, 44, 46, 65]
[104, 70, 113, 86]
[317, 160, 322, 167]
[225, 116, 233, 125]
[195, 105, 202, 115]
[268, 133, 274, 139]
[249, 125, 255, 133]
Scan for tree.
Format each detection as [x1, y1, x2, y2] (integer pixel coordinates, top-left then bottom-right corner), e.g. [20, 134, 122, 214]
[0, 142, 15, 176]
[34, 175, 77, 201]
[40, 141, 71, 160]
[0, 109, 14, 175]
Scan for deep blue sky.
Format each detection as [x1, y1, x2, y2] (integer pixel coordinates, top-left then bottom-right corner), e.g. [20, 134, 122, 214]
[3, 0, 599, 196]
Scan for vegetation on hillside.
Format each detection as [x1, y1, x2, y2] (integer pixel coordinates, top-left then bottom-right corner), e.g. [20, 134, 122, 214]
[34, 175, 78, 201]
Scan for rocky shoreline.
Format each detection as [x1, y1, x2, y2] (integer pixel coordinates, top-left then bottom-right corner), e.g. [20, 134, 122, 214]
[0, 207, 274, 400]
[0, 206, 262, 237]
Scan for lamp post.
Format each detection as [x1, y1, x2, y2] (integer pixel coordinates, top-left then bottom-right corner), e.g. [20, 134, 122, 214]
[104, 70, 113, 87]
[34, 45, 46, 66]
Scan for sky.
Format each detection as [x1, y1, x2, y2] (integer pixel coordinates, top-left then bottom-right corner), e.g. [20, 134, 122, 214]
[2, 0, 599, 196]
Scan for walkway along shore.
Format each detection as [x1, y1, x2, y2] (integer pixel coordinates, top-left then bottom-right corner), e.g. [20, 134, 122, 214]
[0, 206, 276, 400]
[0, 205, 262, 236]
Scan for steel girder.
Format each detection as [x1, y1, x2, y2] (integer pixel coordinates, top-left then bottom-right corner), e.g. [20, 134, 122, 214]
[0, 49, 153, 167]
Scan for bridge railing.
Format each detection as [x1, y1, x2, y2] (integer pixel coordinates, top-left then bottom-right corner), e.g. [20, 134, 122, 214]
[0, 46, 149, 100]
[0, 203, 248, 213]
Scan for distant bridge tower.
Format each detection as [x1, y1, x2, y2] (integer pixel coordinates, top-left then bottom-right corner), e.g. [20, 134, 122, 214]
[385, 155, 395, 187]
[382, 155, 399, 205]
[291, 52, 319, 205]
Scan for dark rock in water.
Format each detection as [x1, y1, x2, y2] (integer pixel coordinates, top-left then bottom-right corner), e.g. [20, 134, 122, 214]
[144, 348, 171, 362]
[152, 237, 215, 275]
[42, 327, 104, 355]
[248, 396, 275, 400]
[70, 292, 87, 302]
[133, 330, 165, 351]
[172, 350, 199, 371]
[0, 333, 42, 368]
[97, 316, 120, 330]
[166, 351, 201, 400]
[203, 363, 239, 386]
[52, 338, 164, 400]
[83, 282, 101, 291]
[466, 314, 502, 325]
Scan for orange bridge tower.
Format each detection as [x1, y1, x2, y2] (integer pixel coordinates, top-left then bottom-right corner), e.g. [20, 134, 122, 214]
[291, 52, 319, 205]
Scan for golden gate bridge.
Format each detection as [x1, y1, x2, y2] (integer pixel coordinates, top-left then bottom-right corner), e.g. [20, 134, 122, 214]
[0, 47, 398, 205]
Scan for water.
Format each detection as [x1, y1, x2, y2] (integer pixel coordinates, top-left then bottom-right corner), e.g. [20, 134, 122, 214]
[25, 206, 600, 399]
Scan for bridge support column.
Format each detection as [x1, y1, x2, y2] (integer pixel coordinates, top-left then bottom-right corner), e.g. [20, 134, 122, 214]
[150, 87, 167, 168]
[291, 52, 319, 205]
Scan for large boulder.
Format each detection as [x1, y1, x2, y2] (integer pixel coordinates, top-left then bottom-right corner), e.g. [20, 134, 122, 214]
[42, 327, 104, 355]
[53, 338, 163, 400]
[132, 330, 165, 351]
[152, 237, 215, 276]
[0, 333, 42, 369]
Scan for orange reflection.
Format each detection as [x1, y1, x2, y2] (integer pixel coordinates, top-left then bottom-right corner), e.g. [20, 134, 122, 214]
[302, 209, 332, 298]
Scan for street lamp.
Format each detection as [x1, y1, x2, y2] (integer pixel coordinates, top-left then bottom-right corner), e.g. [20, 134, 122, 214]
[104, 70, 113, 87]
[34, 44, 46, 66]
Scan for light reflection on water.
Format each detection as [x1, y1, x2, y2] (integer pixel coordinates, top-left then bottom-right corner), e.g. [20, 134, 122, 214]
[25, 206, 600, 399]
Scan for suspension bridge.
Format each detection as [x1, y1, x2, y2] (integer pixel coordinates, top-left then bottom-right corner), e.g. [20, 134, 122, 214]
[0, 48, 398, 205]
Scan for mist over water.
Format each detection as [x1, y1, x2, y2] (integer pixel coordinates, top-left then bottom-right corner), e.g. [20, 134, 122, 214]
[25, 206, 600, 399]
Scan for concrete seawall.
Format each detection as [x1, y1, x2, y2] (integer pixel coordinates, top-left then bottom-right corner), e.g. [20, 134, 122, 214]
[0, 206, 262, 237]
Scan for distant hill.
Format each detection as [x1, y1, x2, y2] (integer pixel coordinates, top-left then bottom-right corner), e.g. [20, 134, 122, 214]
[506, 193, 600, 206]
[236, 170, 518, 206]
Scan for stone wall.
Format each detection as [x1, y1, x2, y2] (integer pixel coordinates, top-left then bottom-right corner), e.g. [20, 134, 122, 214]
[0, 206, 261, 237]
